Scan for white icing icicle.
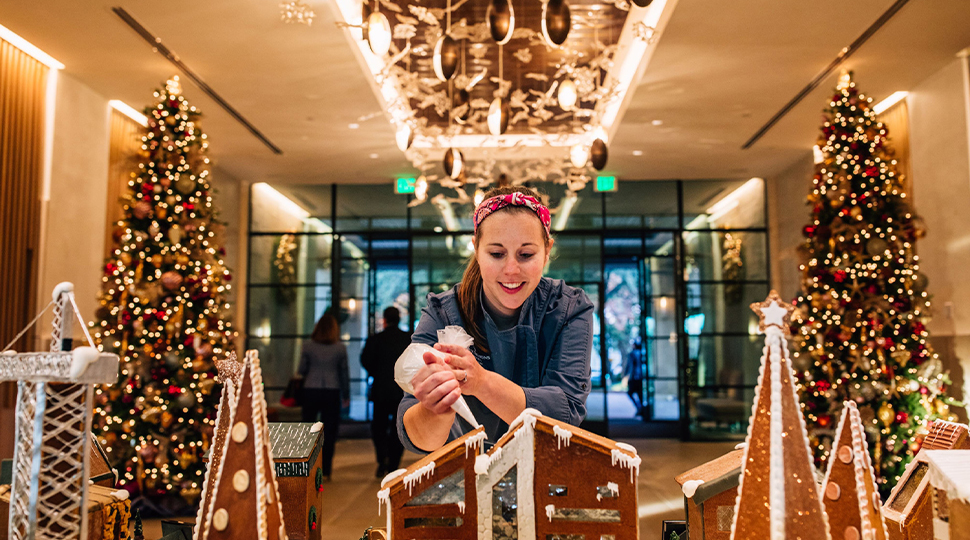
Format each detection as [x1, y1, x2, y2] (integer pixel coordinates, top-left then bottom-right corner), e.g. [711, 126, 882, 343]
[457, 501, 466, 514]
[377, 488, 389, 515]
[545, 504, 555, 522]
[508, 408, 542, 432]
[611, 448, 642, 483]
[553, 425, 572, 449]
[464, 430, 487, 457]
[475, 454, 491, 476]
[403, 461, 436, 495]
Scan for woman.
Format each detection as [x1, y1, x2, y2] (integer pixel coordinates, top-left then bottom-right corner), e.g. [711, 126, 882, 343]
[398, 186, 594, 453]
[298, 312, 349, 479]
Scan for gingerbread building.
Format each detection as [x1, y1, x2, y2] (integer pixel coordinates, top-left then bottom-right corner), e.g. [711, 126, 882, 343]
[820, 401, 889, 540]
[268, 423, 326, 540]
[883, 420, 970, 540]
[730, 292, 831, 540]
[196, 350, 288, 540]
[923, 449, 970, 540]
[674, 448, 744, 540]
[380, 410, 641, 540]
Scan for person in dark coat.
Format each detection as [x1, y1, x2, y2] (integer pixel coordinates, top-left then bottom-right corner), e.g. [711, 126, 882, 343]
[361, 306, 411, 477]
[298, 312, 349, 480]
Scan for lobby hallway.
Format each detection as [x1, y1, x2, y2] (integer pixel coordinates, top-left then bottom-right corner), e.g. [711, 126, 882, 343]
[319, 437, 738, 540]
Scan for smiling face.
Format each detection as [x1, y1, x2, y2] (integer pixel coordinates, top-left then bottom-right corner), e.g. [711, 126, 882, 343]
[475, 209, 553, 317]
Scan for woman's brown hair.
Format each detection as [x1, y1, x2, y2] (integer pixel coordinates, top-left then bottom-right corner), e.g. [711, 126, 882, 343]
[311, 313, 340, 344]
[457, 185, 551, 354]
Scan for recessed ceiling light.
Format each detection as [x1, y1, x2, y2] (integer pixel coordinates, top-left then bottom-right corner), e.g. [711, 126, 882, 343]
[651, 119, 663, 126]
[632, 150, 643, 156]
[369, 153, 379, 159]
[349, 123, 360, 129]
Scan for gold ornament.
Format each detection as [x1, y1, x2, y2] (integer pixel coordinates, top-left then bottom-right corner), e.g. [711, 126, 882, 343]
[878, 402, 894, 426]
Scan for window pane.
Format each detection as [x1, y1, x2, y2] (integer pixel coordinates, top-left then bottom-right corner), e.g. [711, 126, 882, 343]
[688, 335, 763, 388]
[405, 469, 465, 506]
[604, 180, 678, 229]
[547, 235, 601, 283]
[335, 184, 407, 231]
[682, 179, 765, 230]
[687, 282, 770, 336]
[684, 230, 768, 281]
[248, 234, 332, 285]
[248, 285, 331, 337]
[251, 183, 332, 232]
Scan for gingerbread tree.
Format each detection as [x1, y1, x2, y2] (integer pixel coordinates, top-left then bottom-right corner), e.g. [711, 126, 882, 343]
[731, 291, 830, 540]
[197, 350, 287, 540]
[820, 401, 889, 540]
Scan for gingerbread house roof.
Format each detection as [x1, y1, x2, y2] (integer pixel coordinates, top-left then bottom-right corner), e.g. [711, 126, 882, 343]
[267, 423, 324, 477]
[674, 448, 744, 505]
[731, 292, 830, 540]
[379, 426, 486, 499]
[922, 420, 969, 450]
[923, 450, 970, 502]
[499, 410, 639, 460]
[820, 401, 888, 540]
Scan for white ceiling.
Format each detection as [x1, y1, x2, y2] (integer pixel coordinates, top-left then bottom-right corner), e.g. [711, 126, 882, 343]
[2, 0, 969, 185]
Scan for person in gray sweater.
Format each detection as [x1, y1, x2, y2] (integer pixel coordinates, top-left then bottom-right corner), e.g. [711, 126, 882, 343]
[298, 312, 349, 479]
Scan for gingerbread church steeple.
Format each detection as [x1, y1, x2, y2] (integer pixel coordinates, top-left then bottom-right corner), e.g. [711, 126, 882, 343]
[194, 353, 245, 540]
[197, 350, 288, 540]
[730, 291, 831, 540]
[820, 401, 889, 540]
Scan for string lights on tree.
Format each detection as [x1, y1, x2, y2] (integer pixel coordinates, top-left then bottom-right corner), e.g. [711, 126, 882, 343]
[93, 76, 235, 511]
[791, 71, 961, 497]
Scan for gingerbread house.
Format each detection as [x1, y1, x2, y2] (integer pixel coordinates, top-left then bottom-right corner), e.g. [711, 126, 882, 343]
[674, 448, 744, 540]
[268, 422, 326, 540]
[820, 401, 889, 540]
[883, 420, 970, 540]
[380, 410, 641, 540]
[196, 350, 288, 540]
[730, 292, 830, 540]
[923, 450, 970, 540]
[0, 484, 130, 540]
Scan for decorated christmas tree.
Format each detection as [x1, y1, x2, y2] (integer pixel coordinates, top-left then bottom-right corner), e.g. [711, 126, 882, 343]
[792, 71, 959, 496]
[93, 76, 234, 512]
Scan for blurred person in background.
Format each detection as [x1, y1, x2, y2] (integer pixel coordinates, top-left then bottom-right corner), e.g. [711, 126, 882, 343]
[298, 311, 349, 481]
[361, 306, 411, 477]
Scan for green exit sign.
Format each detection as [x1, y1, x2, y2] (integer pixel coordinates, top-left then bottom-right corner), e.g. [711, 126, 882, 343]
[395, 177, 416, 194]
[594, 176, 617, 192]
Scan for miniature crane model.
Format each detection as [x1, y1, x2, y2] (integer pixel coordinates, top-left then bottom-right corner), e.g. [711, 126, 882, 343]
[0, 283, 120, 540]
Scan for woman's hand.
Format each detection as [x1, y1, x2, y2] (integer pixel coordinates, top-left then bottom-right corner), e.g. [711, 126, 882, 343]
[433, 343, 488, 397]
[411, 352, 462, 415]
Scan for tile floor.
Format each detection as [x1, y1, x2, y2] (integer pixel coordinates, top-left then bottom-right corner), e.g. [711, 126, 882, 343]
[142, 437, 736, 540]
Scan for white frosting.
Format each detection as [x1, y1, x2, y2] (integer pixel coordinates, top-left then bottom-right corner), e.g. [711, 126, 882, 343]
[381, 468, 408, 488]
[109, 489, 130, 501]
[545, 504, 555, 522]
[768, 328, 786, 538]
[598, 481, 620, 501]
[464, 430, 487, 457]
[681, 479, 704, 498]
[377, 488, 389, 515]
[457, 501, 465, 514]
[474, 454, 491, 476]
[610, 448, 641, 483]
[614, 442, 638, 455]
[508, 408, 542, 432]
[734, 442, 747, 450]
[69, 346, 99, 378]
[403, 461, 436, 495]
[553, 425, 573, 449]
[310, 422, 323, 433]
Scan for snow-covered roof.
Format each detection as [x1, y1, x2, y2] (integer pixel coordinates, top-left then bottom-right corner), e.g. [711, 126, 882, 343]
[924, 450, 970, 502]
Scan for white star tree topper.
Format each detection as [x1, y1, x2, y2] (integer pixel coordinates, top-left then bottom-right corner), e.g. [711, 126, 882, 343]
[750, 290, 795, 336]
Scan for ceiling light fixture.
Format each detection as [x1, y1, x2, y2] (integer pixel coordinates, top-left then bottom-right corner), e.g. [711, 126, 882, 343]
[541, 0, 571, 46]
[487, 98, 510, 135]
[569, 144, 589, 168]
[487, 0, 515, 44]
[443, 148, 465, 179]
[396, 123, 414, 151]
[366, 11, 392, 56]
[348, 123, 360, 129]
[0, 22, 64, 70]
[872, 91, 908, 115]
[109, 100, 148, 127]
[557, 79, 578, 109]
[590, 138, 609, 170]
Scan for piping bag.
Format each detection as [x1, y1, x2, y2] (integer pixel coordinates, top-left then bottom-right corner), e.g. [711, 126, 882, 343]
[394, 326, 480, 428]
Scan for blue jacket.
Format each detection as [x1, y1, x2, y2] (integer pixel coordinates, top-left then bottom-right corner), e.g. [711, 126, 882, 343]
[396, 277, 594, 453]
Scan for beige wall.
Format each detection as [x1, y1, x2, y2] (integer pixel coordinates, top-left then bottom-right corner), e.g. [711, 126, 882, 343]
[908, 56, 970, 415]
[767, 153, 814, 300]
[33, 73, 111, 347]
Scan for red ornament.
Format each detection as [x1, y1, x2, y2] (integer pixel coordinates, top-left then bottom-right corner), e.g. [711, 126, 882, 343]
[817, 415, 832, 428]
[895, 411, 909, 424]
[132, 200, 152, 220]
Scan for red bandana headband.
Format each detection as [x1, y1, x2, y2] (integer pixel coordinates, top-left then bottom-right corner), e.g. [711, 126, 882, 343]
[473, 192, 552, 235]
